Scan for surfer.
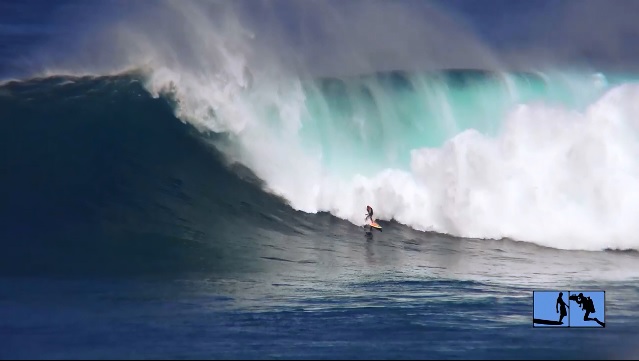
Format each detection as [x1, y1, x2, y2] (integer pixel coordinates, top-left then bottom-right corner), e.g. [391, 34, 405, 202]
[364, 205, 382, 233]
[365, 205, 374, 224]
[556, 292, 569, 323]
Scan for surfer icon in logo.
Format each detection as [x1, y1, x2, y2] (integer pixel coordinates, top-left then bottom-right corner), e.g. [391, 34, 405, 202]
[556, 292, 569, 324]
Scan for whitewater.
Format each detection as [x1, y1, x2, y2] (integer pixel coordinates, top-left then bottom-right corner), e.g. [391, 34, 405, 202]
[25, 0, 638, 252]
[138, 62, 639, 252]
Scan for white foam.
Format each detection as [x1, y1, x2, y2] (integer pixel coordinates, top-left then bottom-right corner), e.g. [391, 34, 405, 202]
[50, 0, 639, 251]
[136, 36, 639, 251]
[315, 84, 639, 251]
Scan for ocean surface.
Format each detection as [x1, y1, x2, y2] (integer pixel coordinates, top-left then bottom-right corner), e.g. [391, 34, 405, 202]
[2, 1, 639, 359]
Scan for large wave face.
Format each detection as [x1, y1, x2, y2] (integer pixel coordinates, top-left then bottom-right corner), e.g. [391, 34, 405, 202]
[12, 1, 639, 252]
[0, 75, 324, 276]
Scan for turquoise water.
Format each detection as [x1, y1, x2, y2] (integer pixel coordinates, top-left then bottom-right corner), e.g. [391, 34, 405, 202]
[280, 70, 621, 177]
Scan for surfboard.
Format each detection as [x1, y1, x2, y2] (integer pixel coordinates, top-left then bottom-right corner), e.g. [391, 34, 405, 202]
[369, 221, 382, 231]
